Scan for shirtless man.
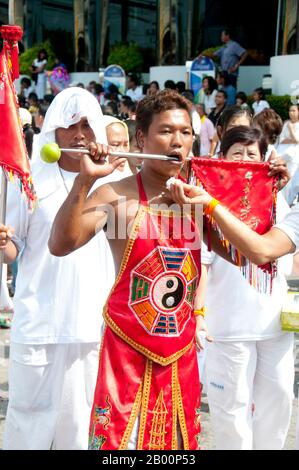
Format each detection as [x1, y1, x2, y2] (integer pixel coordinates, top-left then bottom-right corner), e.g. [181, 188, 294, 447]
[48, 90, 202, 450]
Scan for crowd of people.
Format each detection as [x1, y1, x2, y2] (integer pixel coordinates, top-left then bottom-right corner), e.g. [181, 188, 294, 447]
[0, 36, 298, 451]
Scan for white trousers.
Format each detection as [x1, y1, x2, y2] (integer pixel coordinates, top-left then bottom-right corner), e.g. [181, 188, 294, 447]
[205, 334, 294, 450]
[3, 342, 99, 450]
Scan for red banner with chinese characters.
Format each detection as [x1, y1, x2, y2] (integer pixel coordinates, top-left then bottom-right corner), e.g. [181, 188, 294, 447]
[0, 25, 36, 206]
[190, 158, 278, 292]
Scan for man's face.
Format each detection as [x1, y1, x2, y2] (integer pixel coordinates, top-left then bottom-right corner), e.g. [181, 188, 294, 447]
[55, 117, 96, 159]
[215, 92, 226, 107]
[139, 109, 193, 177]
[221, 31, 229, 43]
[127, 78, 133, 89]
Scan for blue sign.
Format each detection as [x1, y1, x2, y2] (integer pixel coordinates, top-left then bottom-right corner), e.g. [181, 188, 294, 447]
[104, 64, 126, 95]
[189, 57, 215, 104]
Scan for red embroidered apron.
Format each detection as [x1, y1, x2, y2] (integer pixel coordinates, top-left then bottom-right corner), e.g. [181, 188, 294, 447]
[89, 173, 202, 450]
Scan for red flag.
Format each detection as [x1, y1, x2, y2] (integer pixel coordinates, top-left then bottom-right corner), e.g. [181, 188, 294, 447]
[0, 25, 36, 206]
[189, 158, 278, 292]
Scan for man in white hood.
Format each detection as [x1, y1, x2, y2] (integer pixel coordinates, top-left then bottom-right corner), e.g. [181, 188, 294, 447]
[2, 87, 120, 449]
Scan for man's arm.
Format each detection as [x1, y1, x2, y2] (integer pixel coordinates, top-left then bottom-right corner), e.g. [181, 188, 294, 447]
[48, 143, 126, 256]
[169, 180, 296, 265]
[228, 50, 248, 74]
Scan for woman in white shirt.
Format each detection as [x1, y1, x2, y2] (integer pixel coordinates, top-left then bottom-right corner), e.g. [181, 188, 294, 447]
[276, 104, 299, 177]
[31, 49, 48, 100]
[252, 87, 270, 116]
[199, 76, 218, 115]
[196, 127, 294, 450]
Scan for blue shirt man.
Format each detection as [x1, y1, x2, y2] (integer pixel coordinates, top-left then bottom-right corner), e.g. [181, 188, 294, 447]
[213, 30, 248, 88]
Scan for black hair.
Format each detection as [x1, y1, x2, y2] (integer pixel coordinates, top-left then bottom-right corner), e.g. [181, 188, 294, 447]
[236, 91, 248, 104]
[38, 49, 48, 61]
[20, 77, 31, 87]
[182, 90, 195, 104]
[23, 124, 35, 159]
[37, 102, 50, 118]
[126, 119, 137, 143]
[136, 89, 192, 135]
[217, 105, 252, 134]
[105, 101, 118, 116]
[164, 80, 176, 90]
[254, 87, 265, 100]
[149, 81, 159, 90]
[94, 83, 104, 94]
[43, 94, 55, 105]
[217, 89, 228, 100]
[202, 76, 218, 94]
[28, 92, 38, 102]
[176, 81, 186, 94]
[128, 74, 139, 86]
[220, 126, 267, 160]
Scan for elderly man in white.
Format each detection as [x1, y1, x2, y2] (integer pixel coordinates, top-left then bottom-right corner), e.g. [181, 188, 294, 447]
[2, 87, 119, 450]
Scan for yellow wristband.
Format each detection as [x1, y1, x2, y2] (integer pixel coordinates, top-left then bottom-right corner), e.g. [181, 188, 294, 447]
[204, 198, 220, 217]
[194, 307, 206, 318]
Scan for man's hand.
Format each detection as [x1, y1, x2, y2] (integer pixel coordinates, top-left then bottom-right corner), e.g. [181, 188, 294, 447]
[195, 315, 213, 351]
[79, 142, 127, 180]
[169, 179, 212, 208]
[0, 224, 14, 251]
[228, 64, 238, 73]
[268, 150, 290, 190]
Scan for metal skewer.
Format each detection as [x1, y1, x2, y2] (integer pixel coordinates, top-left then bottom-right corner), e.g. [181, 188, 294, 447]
[59, 148, 183, 161]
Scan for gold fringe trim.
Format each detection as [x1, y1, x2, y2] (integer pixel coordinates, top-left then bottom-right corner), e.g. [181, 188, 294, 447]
[103, 312, 193, 366]
[119, 382, 143, 450]
[177, 363, 189, 450]
[172, 361, 178, 450]
[137, 359, 152, 449]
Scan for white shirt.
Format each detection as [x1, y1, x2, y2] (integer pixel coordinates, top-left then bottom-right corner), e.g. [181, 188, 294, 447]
[252, 100, 270, 116]
[275, 201, 299, 249]
[200, 90, 217, 115]
[126, 86, 144, 102]
[191, 108, 201, 136]
[202, 194, 293, 341]
[7, 158, 115, 344]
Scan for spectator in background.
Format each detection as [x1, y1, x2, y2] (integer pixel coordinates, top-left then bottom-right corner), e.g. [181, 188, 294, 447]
[31, 102, 50, 162]
[126, 119, 143, 174]
[31, 49, 48, 100]
[104, 101, 119, 116]
[119, 97, 133, 119]
[126, 74, 144, 102]
[142, 84, 149, 97]
[208, 90, 227, 126]
[164, 79, 176, 90]
[182, 89, 201, 144]
[176, 81, 186, 94]
[147, 81, 160, 97]
[252, 88, 270, 116]
[196, 103, 215, 156]
[43, 94, 55, 106]
[276, 104, 299, 205]
[87, 80, 97, 94]
[199, 76, 218, 115]
[94, 84, 105, 105]
[216, 71, 236, 105]
[28, 92, 39, 116]
[253, 108, 283, 161]
[20, 77, 34, 99]
[236, 91, 250, 111]
[205, 28, 248, 88]
[19, 108, 34, 159]
[209, 105, 252, 157]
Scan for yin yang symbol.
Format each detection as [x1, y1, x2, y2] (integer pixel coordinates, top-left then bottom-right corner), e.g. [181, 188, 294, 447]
[152, 274, 185, 311]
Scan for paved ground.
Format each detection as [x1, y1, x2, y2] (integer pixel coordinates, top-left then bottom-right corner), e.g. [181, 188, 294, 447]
[0, 327, 298, 450]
